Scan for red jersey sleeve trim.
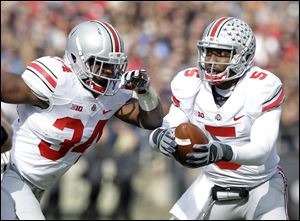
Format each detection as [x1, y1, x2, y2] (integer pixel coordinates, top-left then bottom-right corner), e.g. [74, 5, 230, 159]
[262, 87, 285, 112]
[171, 95, 180, 107]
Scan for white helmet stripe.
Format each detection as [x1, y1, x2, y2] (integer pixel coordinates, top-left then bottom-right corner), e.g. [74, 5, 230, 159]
[75, 36, 85, 60]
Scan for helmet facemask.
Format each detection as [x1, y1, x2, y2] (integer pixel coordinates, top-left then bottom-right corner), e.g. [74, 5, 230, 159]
[82, 53, 128, 96]
[197, 40, 236, 85]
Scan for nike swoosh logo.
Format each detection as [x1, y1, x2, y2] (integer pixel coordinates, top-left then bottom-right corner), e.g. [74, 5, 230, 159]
[233, 115, 245, 121]
[103, 109, 112, 114]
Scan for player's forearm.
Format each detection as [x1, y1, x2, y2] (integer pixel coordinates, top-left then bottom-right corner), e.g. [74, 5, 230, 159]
[1, 72, 24, 103]
[1, 72, 48, 108]
[136, 88, 163, 129]
[2, 72, 30, 103]
[138, 100, 163, 129]
[230, 108, 281, 165]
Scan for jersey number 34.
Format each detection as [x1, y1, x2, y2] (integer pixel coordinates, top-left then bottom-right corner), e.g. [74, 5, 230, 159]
[38, 117, 107, 161]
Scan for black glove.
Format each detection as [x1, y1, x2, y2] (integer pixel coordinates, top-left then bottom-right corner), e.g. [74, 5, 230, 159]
[150, 127, 177, 157]
[121, 69, 150, 94]
[185, 141, 233, 168]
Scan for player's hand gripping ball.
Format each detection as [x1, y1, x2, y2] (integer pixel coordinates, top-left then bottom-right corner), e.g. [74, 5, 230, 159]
[173, 123, 209, 167]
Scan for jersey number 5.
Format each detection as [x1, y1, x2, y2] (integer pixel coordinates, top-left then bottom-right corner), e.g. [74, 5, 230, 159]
[250, 71, 267, 80]
[38, 117, 107, 161]
[184, 69, 200, 78]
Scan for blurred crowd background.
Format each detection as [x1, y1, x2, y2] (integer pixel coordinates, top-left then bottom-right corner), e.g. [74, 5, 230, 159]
[1, 1, 299, 220]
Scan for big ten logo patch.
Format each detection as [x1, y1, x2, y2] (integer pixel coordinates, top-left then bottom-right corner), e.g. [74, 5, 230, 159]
[71, 104, 83, 112]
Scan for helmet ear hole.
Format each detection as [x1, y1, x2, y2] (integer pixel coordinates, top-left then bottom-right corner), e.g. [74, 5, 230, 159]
[71, 54, 77, 63]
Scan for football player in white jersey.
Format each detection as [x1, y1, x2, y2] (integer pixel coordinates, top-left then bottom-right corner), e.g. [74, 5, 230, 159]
[149, 17, 288, 220]
[1, 20, 163, 219]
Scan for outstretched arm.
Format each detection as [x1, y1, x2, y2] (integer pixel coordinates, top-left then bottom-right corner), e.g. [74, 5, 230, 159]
[115, 96, 163, 130]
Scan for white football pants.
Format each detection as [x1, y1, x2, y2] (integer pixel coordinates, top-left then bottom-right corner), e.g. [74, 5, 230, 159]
[1, 186, 17, 220]
[170, 171, 289, 220]
[1, 165, 45, 220]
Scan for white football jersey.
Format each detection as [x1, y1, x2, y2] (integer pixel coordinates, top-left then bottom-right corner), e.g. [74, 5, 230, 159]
[164, 66, 285, 187]
[10, 56, 132, 190]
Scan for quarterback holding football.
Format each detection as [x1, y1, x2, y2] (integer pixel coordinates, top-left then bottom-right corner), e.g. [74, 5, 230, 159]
[150, 17, 288, 220]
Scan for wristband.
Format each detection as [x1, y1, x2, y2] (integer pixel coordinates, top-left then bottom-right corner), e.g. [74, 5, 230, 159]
[222, 144, 233, 161]
[137, 89, 159, 111]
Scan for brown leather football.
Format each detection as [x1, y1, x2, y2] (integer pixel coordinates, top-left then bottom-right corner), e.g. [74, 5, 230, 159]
[173, 122, 209, 167]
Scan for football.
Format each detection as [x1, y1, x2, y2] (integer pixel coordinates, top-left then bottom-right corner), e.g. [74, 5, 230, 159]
[173, 122, 209, 167]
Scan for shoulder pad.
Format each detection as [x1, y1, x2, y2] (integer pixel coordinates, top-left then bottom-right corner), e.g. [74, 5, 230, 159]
[244, 67, 285, 113]
[22, 56, 78, 106]
[170, 68, 202, 108]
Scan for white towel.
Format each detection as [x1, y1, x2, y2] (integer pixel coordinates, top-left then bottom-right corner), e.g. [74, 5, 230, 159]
[170, 172, 214, 220]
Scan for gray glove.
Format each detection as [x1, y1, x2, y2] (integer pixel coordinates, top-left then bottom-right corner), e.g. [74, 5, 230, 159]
[185, 141, 233, 168]
[121, 69, 150, 94]
[150, 127, 177, 157]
